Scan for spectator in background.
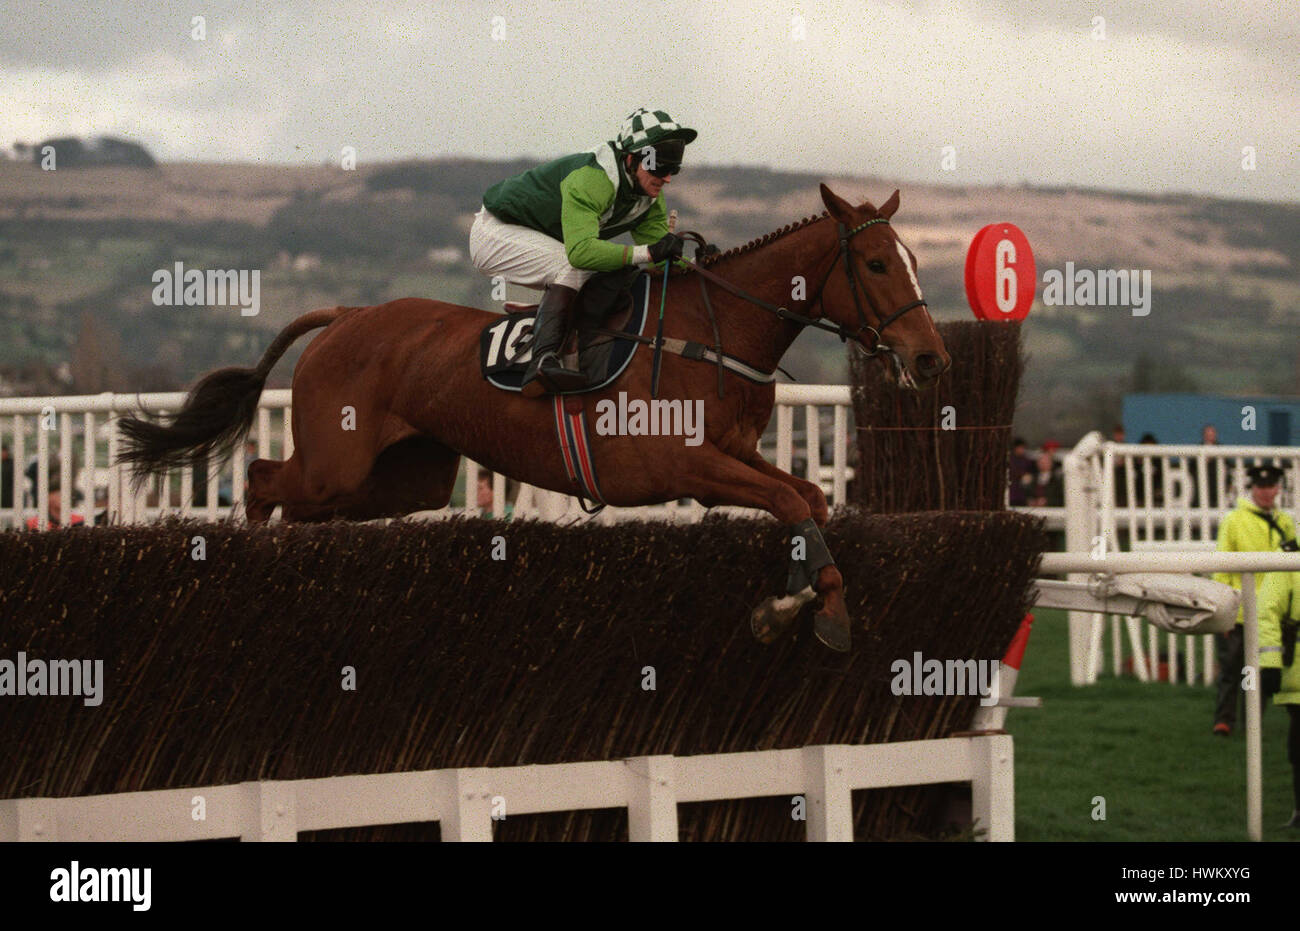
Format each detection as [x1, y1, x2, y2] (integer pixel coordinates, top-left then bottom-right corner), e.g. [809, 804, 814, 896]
[1008, 436, 1035, 506]
[22, 455, 68, 505]
[1134, 433, 1163, 508]
[1110, 424, 1128, 507]
[1029, 448, 1064, 507]
[476, 470, 514, 519]
[1211, 464, 1297, 737]
[21, 457, 61, 506]
[23, 480, 84, 530]
[217, 440, 259, 507]
[1, 444, 12, 509]
[1193, 423, 1222, 509]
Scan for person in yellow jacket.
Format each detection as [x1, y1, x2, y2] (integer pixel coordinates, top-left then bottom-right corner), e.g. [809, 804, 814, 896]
[1258, 566, 1300, 826]
[1212, 464, 1297, 736]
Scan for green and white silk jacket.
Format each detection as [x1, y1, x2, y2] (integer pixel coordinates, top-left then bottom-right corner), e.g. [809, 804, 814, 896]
[482, 141, 669, 271]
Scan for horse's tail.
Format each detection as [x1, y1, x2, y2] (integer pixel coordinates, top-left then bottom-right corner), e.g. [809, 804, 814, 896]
[117, 306, 349, 479]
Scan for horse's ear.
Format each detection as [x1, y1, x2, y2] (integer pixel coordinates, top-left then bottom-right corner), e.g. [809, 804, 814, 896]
[879, 189, 901, 220]
[820, 183, 856, 223]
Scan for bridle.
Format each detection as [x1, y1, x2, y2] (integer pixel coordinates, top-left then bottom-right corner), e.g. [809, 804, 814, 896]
[682, 216, 929, 357]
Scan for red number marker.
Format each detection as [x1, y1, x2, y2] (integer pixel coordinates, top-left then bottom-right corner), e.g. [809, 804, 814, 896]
[965, 224, 1035, 321]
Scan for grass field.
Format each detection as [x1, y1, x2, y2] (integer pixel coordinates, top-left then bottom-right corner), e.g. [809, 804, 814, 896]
[1008, 608, 1299, 841]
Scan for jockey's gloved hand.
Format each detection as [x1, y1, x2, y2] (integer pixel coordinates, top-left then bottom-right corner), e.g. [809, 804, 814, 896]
[648, 233, 685, 265]
[699, 242, 721, 259]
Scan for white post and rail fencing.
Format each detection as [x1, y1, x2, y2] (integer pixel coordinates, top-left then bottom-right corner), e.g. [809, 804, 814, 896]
[1, 735, 1014, 842]
[1063, 432, 1299, 687]
[0, 384, 1074, 530]
[0, 385, 864, 530]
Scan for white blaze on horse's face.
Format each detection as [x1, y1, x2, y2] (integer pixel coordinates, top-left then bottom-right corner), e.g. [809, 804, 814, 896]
[867, 231, 945, 389]
[894, 241, 924, 303]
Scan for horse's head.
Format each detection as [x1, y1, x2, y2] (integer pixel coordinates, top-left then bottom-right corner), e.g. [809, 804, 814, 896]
[817, 184, 950, 389]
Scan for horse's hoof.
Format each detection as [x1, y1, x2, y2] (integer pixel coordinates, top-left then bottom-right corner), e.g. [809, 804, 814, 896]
[813, 606, 851, 652]
[750, 598, 795, 644]
[751, 586, 816, 644]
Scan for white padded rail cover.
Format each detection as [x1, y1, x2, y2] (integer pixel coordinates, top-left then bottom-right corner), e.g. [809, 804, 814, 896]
[1094, 573, 1241, 634]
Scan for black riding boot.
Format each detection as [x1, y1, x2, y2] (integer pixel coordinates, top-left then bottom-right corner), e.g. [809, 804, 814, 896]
[521, 284, 585, 395]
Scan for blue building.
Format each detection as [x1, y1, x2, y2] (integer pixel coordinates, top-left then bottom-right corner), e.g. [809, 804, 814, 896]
[1123, 393, 1300, 446]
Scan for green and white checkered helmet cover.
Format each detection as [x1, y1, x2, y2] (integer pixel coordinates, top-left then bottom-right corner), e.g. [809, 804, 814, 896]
[616, 108, 697, 154]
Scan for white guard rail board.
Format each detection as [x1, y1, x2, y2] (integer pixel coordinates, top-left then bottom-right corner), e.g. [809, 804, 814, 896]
[1062, 433, 1299, 688]
[0, 735, 1014, 842]
[0, 386, 863, 529]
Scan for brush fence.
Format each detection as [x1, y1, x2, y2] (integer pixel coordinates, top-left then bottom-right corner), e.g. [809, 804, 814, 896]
[0, 512, 1043, 841]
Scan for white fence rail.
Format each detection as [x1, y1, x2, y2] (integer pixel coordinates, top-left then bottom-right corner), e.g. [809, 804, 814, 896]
[0, 385, 860, 529]
[0, 735, 1014, 842]
[1062, 433, 1299, 687]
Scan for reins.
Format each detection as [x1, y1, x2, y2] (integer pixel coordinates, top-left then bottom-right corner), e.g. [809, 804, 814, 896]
[681, 217, 928, 356]
[593, 215, 929, 398]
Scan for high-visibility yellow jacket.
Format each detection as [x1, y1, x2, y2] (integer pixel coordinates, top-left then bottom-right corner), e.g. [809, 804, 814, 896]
[1259, 570, 1300, 703]
[1212, 497, 1297, 626]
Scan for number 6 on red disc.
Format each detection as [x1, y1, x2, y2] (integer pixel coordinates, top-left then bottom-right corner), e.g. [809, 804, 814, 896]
[965, 223, 1035, 321]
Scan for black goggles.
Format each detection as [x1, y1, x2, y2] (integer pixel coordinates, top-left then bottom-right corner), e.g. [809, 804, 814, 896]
[633, 140, 685, 179]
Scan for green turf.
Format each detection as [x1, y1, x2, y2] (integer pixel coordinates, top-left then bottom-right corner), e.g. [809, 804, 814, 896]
[1007, 608, 1299, 841]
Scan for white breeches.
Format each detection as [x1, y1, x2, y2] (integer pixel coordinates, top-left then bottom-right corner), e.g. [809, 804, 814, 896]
[468, 207, 596, 291]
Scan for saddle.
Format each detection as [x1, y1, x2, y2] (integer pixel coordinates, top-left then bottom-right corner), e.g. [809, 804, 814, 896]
[479, 270, 650, 394]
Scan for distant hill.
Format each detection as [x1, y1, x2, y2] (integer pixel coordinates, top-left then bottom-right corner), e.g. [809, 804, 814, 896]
[0, 158, 1295, 442]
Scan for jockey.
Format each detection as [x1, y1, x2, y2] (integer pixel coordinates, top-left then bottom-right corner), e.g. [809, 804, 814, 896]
[469, 108, 695, 393]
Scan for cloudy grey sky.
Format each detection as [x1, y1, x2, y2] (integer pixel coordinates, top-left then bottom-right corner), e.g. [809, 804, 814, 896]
[4, 0, 1297, 201]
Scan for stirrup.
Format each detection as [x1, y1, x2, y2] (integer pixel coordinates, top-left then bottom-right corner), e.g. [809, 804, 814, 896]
[533, 351, 587, 393]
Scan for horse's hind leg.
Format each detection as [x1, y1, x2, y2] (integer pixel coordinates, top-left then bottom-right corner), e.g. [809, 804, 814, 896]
[248, 454, 337, 523]
[333, 436, 462, 520]
[251, 438, 461, 523]
[247, 452, 334, 523]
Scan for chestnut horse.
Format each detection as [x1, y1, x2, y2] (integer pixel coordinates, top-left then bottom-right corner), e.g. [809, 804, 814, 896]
[118, 184, 949, 650]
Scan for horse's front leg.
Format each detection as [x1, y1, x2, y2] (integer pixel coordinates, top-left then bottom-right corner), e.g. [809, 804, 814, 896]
[682, 446, 850, 651]
[740, 453, 830, 527]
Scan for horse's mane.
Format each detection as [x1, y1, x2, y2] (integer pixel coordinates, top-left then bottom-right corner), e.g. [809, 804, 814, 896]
[697, 211, 830, 268]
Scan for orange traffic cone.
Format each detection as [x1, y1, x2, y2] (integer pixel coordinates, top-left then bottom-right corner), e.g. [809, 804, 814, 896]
[968, 613, 1035, 732]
